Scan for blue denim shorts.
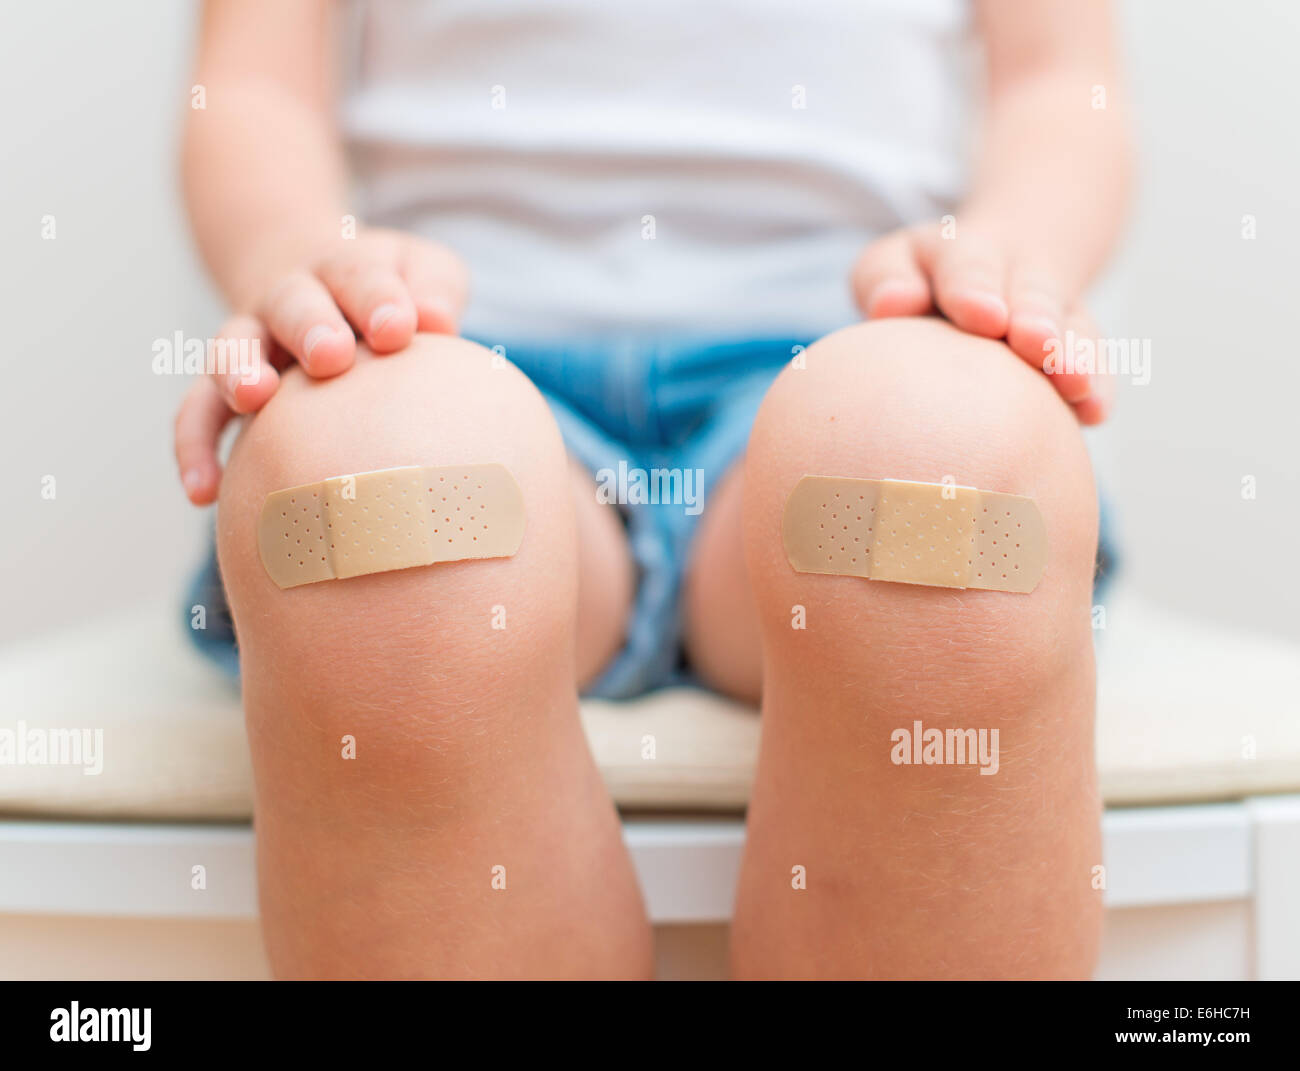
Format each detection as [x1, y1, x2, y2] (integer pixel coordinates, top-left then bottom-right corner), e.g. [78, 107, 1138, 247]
[185, 333, 1119, 699]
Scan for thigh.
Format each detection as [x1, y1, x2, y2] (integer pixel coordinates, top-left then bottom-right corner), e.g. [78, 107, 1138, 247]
[682, 460, 762, 703]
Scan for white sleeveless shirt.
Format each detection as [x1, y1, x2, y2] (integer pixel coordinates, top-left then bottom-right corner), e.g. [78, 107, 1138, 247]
[341, 0, 975, 341]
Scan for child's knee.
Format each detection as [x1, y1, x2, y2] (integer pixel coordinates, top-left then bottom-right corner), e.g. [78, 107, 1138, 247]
[216, 335, 578, 728]
[742, 317, 1098, 687]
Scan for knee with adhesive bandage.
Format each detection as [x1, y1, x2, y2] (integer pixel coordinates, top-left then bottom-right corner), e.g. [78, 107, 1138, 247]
[783, 476, 1046, 593]
[258, 463, 525, 589]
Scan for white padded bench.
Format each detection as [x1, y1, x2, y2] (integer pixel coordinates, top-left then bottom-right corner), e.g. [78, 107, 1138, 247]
[1, 587, 1298, 979]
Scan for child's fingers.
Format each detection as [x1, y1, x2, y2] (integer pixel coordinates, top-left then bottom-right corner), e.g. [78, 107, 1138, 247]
[260, 270, 356, 377]
[207, 315, 280, 414]
[1004, 266, 1093, 404]
[1072, 388, 1112, 427]
[1005, 265, 1064, 365]
[915, 227, 1010, 338]
[315, 256, 419, 353]
[174, 377, 234, 506]
[850, 231, 932, 319]
[400, 241, 470, 334]
[1061, 306, 1114, 426]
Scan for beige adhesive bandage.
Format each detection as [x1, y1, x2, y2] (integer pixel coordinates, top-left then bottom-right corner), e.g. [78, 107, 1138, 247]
[783, 476, 1046, 593]
[259, 464, 524, 589]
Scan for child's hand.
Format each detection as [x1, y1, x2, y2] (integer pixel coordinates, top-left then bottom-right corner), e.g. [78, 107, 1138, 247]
[174, 228, 469, 504]
[851, 221, 1113, 426]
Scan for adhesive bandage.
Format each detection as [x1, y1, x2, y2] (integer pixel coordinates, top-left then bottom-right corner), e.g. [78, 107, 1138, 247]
[783, 476, 1046, 593]
[259, 464, 524, 589]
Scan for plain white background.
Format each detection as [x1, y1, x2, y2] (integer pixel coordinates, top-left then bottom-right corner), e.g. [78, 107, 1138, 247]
[1, 0, 1297, 649]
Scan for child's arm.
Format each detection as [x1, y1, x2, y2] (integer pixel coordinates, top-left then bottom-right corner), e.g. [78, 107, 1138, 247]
[175, 0, 466, 504]
[852, 0, 1133, 425]
[182, 0, 345, 314]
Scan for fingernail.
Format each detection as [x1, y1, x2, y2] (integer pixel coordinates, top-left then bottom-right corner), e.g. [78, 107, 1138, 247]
[182, 469, 204, 495]
[303, 325, 335, 361]
[369, 304, 400, 335]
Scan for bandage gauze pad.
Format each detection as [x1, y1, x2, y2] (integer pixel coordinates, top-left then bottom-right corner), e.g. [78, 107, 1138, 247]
[783, 476, 1046, 593]
[259, 464, 524, 589]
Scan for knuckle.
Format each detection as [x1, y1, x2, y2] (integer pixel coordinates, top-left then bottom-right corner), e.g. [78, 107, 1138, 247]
[362, 269, 406, 302]
[221, 312, 262, 341]
[1011, 267, 1060, 298]
[942, 258, 997, 286]
[324, 253, 385, 287]
[282, 295, 334, 332]
[264, 271, 316, 317]
[852, 245, 883, 274]
[425, 246, 471, 287]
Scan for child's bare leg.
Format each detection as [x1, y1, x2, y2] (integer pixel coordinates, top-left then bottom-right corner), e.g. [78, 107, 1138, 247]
[217, 336, 651, 979]
[693, 318, 1102, 978]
